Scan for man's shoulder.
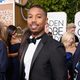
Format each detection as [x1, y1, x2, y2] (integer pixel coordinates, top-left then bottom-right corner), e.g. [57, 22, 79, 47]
[46, 35, 63, 47]
[42, 33, 63, 47]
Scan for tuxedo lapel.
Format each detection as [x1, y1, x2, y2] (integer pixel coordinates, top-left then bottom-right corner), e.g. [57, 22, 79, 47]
[20, 43, 28, 63]
[30, 33, 48, 69]
[30, 41, 43, 68]
[20, 42, 29, 73]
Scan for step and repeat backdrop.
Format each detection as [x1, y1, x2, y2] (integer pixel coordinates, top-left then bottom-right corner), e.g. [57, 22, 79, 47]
[0, 0, 80, 41]
[0, 0, 28, 4]
[0, 0, 28, 28]
[47, 12, 67, 41]
[75, 12, 80, 41]
[47, 12, 80, 41]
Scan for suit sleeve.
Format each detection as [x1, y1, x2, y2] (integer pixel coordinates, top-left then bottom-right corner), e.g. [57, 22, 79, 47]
[0, 42, 8, 73]
[50, 44, 68, 80]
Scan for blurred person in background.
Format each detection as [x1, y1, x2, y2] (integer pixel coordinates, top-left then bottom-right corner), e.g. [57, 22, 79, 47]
[6, 25, 21, 80]
[60, 23, 79, 44]
[45, 23, 53, 37]
[61, 32, 77, 80]
[0, 22, 8, 80]
[66, 23, 79, 43]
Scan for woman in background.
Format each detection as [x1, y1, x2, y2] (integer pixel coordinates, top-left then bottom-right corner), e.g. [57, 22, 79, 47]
[6, 25, 21, 80]
[61, 32, 76, 80]
[0, 22, 8, 80]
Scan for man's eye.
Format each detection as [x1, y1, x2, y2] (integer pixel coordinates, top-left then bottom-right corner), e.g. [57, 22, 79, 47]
[37, 16, 42, 18]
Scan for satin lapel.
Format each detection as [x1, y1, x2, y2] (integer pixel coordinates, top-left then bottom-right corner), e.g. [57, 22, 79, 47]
[20, 42, 29, 72]
[30, 41, 43, 68]
[20, 44, 28, 62]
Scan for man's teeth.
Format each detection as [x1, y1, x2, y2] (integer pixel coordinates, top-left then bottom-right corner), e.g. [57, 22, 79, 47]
[32, 25, 37, 28]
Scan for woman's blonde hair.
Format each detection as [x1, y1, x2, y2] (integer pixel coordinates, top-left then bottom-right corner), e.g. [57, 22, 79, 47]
[61, 32, 75, 47]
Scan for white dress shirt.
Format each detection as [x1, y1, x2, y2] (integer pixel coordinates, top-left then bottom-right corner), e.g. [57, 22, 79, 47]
[24, 38, 41, 80]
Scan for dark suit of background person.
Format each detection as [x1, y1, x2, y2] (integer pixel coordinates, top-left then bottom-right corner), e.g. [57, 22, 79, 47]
[73, 43, 80, 80]
[0, 22, 8, 80]
[0, 41, 8, 80]
[19, 5, 67, 80]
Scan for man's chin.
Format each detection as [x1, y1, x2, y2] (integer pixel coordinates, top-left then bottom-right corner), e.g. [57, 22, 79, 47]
[30, 29, 44, 35]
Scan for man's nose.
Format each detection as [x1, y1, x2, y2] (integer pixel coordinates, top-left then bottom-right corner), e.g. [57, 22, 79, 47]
[32, 17, 36, 22]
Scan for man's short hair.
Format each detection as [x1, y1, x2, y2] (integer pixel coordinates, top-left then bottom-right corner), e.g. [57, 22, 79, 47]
[66, 23, 76, 29]
[28, 4, 47, 16]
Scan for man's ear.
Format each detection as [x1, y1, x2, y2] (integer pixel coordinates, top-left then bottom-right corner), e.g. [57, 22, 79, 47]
[45, 18, 48, 25]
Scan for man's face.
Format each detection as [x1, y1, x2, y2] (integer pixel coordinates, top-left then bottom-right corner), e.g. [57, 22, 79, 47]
[27, 7, 47, 35]
[67, 27, 76, 34]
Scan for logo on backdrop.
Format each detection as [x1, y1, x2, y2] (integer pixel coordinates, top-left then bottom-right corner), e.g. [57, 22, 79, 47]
[75, 12, 80, 41]
[47, 12, 67, 41]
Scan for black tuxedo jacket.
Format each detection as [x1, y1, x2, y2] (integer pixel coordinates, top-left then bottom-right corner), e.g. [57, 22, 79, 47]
[19, 33, 67, 80]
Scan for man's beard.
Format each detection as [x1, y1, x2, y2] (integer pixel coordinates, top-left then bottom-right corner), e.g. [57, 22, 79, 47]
[30, 29, 45, 36]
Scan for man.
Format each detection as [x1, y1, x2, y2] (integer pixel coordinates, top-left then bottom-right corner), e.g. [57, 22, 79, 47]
[19, 5, 67, 80]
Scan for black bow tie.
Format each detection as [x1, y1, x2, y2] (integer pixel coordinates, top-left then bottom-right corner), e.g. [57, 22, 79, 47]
[27, 37, 36, 44]
[27, 35, 43, 44]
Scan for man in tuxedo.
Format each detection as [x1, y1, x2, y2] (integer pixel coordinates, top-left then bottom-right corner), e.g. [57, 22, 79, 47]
[19, 5, 67, 80]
